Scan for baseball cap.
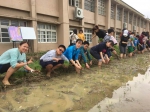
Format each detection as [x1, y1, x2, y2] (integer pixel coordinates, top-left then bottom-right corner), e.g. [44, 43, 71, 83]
[123, 30, 129, 37]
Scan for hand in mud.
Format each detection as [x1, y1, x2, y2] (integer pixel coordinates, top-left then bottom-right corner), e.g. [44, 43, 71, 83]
[75, 64, 82, 69]
[102, 59, 106, 63]
[28, 57, 33, 64]
[86, 63, 90, 69]
[33, 70, 41, 74]
[89, 60, 92, 65]
[107, 58, 110, 62]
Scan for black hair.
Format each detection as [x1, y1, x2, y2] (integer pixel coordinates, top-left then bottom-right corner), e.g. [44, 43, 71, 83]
[122, 28, 126, 32]
[136, 35, 140, 38]
[146, 32, 149, 39]
[73, 29, 77, 35]
[58, 45, 66, 51]
[107, 40, 114, 46]
[108, 29, 114, 34]
[92, 25, 99, 34]
[76, 39, 83, 44]
[83, 41, 89, 46]
[19, 41, 28, 46]
[79, 29, 83, 33]
[131, 32, 135, 35]
[142, 32, 146, 36]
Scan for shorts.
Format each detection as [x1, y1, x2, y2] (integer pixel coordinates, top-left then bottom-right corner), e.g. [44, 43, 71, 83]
[128, 46, 134, 53]
[90, 49, 106, 60]
[90, 49, 101, 60]
[0, 63, 10, 74]
[137, 45, 144, 51]
[40, 60, 64, 68]
[143, 44, 146, 49]
[119, 45, 127, 54]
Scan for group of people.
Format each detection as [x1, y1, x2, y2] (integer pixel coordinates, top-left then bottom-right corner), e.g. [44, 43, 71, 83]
[0, 25, 149, 86]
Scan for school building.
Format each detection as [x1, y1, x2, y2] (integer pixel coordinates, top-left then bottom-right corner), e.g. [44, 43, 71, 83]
[0, 0, 150, 54]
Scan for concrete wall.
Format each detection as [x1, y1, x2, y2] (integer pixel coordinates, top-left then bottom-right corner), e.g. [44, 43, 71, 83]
[0, 0, 149, 54]
[0, 0, 30, 11]
[36, 0, 59, 17]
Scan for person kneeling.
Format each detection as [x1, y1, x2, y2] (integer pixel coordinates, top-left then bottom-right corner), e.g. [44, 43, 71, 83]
[40, 45, 69, 77]
[90, 40, 114, 68]
[64, 39, 83, 74]
[0, 41, 35, 86]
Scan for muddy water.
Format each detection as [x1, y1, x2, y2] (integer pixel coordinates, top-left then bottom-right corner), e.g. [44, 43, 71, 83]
[89, 68, 150, 112]
[0, 53, 150, 112]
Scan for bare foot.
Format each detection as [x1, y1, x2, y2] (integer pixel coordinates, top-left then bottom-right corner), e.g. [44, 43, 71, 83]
[2, 80, 11, 85]
[52, 70, 59, 75]
[46, 72, 51, 77]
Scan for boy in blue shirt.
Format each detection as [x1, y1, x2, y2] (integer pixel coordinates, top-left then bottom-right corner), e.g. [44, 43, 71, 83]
[64, 39, 83, 74]
[79, 41, 92, 69]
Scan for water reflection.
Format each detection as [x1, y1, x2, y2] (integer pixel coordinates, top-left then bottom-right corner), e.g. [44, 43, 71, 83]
[89, 68, 150, 112]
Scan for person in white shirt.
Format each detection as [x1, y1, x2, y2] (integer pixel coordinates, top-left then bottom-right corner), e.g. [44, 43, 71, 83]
[69, 29, 79, 46]
[40, 45, 69, 77]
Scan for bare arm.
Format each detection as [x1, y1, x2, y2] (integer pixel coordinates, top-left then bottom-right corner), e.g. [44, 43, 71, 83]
[75, 60, 82, 67]
[122, 41, 127, 44]
[91, 32, 96, 40]
[100, 52, 104, 60]
[70, 59, 82, 69]
[25, 65, 34, 72]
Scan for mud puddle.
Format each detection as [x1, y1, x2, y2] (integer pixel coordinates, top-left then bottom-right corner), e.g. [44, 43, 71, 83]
[0, 53, 150, 112]
[89, 68, 150, 112]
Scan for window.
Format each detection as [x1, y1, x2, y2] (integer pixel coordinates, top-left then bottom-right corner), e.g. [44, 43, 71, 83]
[141, 20, 143, 28]
[111, 4, 115, 19]
[84, 28, 92, 43]
[98, 0, 105, 16]
[129, 14, 132, 24]
[144, 21, 146, 28]
[137, 18, 140, 27]
[124, 11, 127, 23]
[117, 8, 121, 21]
[133, 16, 136, 25]
[84, 0, 95, 12]
[38, 23, 57, 43]
[0, 19, 27, 43]
[69, 0, 79, 7]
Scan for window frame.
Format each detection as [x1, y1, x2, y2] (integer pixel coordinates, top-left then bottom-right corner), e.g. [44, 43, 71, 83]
[69, 0, 79, 7]
[98, 0, 106, 16]
[84, 0, 95, 12]
[124, 11, 127, 23]
[0, 19, 27, 43]
[111, 4, 115, 19]
[37, 23, 57, 43]
[129, 14, 132, 24]
[117, 8, 121, 21]
[84, 28, 92, 43]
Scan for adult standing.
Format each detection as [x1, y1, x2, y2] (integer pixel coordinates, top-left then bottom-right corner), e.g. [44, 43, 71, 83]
[91, 25, 106, 43]
[69, 29, 79, 46]
[0, 41, 35, 85]
[119, 30, 129, 59]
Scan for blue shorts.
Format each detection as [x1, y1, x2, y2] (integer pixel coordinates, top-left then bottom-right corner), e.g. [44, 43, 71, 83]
[40, 60, 64, 68]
